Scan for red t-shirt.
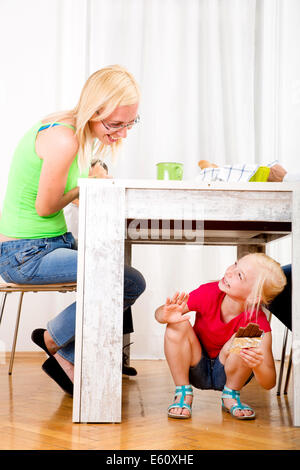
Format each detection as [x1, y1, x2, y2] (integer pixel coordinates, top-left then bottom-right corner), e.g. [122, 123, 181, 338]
[187, 281, 271, 359]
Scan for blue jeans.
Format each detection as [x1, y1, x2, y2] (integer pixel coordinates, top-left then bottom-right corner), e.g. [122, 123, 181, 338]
[0, 232, 146, 363]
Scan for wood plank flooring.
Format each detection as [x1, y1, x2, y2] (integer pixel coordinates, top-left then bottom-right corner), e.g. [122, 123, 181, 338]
[0, 353, 299, 450]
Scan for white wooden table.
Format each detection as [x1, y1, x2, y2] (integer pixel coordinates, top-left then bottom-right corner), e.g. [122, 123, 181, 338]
[73, 179, 300, 426]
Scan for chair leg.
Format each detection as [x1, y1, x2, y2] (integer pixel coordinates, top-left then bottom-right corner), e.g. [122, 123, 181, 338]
[284, 350, 292, 395]
[123, 333, 131, 366]
[277, 326, 288, 396]
[0, 292, 8, 325]
[8, 292, 24, 375]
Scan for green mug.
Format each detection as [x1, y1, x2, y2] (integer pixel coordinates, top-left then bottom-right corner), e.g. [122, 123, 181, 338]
[156, 162, 184, 180]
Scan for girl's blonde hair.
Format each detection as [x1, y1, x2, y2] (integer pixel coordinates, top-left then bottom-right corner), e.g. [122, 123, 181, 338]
[243, 252, 287, 321]
[43, 65, 140, 172]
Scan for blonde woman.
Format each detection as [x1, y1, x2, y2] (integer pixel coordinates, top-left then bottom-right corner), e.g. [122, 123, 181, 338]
[155, 253, 286, 420]
[0, 65, 146, 394]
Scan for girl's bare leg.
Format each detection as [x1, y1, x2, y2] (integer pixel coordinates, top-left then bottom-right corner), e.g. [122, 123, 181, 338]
[219, 342, 253, 417]
[164, 321, 202, 416]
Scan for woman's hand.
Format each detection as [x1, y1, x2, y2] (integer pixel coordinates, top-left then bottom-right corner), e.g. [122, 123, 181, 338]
[161, 292, 190, 324]
[239, 347, 264, 369]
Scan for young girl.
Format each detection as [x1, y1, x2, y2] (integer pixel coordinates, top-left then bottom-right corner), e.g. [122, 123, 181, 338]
[155, 253, 286, 420]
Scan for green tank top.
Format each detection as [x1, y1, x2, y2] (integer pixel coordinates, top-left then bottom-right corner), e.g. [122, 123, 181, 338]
[0, 121, 89, 239]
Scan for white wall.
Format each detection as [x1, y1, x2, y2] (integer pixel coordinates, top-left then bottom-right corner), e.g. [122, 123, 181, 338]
[0, 0, 86, 353]
[1, 1, 59, 203]
[279, 0, 300, 170]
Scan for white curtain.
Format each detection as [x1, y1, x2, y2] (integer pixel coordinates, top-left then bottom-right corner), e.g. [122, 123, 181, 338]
[0, 0, 299, 357]
[87, 0, 257, 178]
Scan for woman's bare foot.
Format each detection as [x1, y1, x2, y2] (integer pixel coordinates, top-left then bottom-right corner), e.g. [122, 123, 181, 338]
[53, 353, 74, 383]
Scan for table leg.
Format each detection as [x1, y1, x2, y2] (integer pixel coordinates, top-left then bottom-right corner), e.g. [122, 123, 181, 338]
[73, 184, 125, 423]
[292, 188, 300, 426]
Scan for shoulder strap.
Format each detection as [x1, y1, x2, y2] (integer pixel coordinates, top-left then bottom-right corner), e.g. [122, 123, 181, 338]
[38, 122, 76, 133]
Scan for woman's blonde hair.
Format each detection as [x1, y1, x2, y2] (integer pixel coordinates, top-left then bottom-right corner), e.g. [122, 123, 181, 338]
[43, 65, 140, 172]
[243, 252, 287, 321]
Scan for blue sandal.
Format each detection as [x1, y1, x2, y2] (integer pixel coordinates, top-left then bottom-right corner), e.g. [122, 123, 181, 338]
[168, 385, 193, 419]
[221, 386, 255, 420]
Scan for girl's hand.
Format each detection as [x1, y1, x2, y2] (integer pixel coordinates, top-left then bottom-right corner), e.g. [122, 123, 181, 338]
[162, 292, 190, 324]
[239, 347, 264, 369]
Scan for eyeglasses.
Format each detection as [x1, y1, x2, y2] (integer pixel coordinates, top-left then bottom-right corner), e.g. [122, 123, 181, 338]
[101, 114, 140, 132]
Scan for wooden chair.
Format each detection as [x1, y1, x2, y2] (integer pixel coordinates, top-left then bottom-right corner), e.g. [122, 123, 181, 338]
[0, 280, 76, 374]
[262, 307, 292, 395]
[277, 325, 292, 395]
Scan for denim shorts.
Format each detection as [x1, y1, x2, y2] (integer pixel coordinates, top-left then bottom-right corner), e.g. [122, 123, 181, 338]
[189, 348, 254, 392]
[189, 352, 227, 391]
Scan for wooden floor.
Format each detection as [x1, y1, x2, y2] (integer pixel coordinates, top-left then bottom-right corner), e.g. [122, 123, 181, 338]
[0, 353, 299, 450]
